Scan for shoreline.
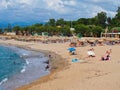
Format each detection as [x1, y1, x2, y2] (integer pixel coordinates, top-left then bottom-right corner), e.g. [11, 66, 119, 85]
[15, 48, 69, 90]
[0, 44, 50, 90]
[0, 40, 69, 90]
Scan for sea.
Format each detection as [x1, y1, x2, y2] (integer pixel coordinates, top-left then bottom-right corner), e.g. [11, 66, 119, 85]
[0, 45, 50, 90]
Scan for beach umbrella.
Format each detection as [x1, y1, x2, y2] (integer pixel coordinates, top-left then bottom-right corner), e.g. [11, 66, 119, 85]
[68, 47, 76, 52]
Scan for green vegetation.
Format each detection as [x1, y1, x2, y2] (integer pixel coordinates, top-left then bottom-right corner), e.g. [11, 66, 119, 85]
[1, 7, 120, 37]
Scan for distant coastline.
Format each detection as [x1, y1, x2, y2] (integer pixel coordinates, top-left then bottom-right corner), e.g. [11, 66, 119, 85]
[0, 22, 47, 28]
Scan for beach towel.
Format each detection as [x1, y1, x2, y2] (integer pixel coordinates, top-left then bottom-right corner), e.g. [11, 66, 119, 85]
[71, 58, 84, 63]
[72, 58, 79, 62]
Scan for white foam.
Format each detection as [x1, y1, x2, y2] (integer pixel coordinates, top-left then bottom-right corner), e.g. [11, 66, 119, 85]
[20, 66, 26, 73]
[22, 53, 28, 56]
[26, 60, 29, 65]
[0, 78, 8, 85]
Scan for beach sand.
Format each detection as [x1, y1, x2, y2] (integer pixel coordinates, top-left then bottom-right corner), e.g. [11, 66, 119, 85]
[0, 39, 120, 90]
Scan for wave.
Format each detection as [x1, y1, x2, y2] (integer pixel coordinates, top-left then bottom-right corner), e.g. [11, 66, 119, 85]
[26, 60, 30, 65]
[20, 66, 26, 73]
[0, 78, 8, 85]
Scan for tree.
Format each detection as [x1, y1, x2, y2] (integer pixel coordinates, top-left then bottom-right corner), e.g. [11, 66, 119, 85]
[29, 25, 37, 35]
[106, 17, 112, 31]
[23, 26, 31, 36]
[77, 18, 90, 25]
[74, 24, 90, 37]
[115, 7, 120, 19]
[117, 7, 120, 12]
[95, 12, 107, 28]
[91, 26, 103, 37]
[56, 18, 65, 27]
[48, 19, 56, 26]
[88, 18, 96, 25]
[109, 7, 120, 28]
[4, 28, 8, 32]
[33, 23, 43, 27]
[8, 23, 12, 32]
[59, 26, 71, 36]
[0, 28, 3, 34]
[12, 26, 21, 35]
[113, 7, 120, 27]
[107, 17, 112, 26]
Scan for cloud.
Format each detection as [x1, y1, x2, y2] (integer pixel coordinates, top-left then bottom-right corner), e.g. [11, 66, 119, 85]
[0, 0, 119, 24]
[0, 0, 11, 9]
[63, 0, 76, 6]
[90, 5, 116, 17]
[84, 0, 120, 8]
[44, 0, 65, 13]
[43, 0, 77, 14]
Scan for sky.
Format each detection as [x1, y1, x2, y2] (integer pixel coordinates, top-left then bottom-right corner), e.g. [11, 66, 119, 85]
[0, 0, 120, 26]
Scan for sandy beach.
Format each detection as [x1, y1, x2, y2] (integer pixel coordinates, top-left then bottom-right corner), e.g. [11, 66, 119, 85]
[0, 38, 120, 90]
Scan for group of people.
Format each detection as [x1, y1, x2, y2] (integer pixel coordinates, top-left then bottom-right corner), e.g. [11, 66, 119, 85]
[68, 46, 112, 61]
[86, 48, 112, 61]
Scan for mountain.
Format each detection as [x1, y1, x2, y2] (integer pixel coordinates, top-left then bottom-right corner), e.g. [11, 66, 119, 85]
[0, 23, 7, 28]
[0, 22, 47, 28]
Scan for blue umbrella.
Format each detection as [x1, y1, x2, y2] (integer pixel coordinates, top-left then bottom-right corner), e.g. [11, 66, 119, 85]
[68, 47, 76, 52]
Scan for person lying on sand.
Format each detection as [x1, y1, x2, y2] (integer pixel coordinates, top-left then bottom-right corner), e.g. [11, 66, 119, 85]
[87, 48, 96, 57]
[69, 42, 76, 47]
[101, 49, 112, 61]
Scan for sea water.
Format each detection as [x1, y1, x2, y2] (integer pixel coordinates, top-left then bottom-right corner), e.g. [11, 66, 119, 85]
[0, 45, 50, 90]
[0, 45, 25, 84]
